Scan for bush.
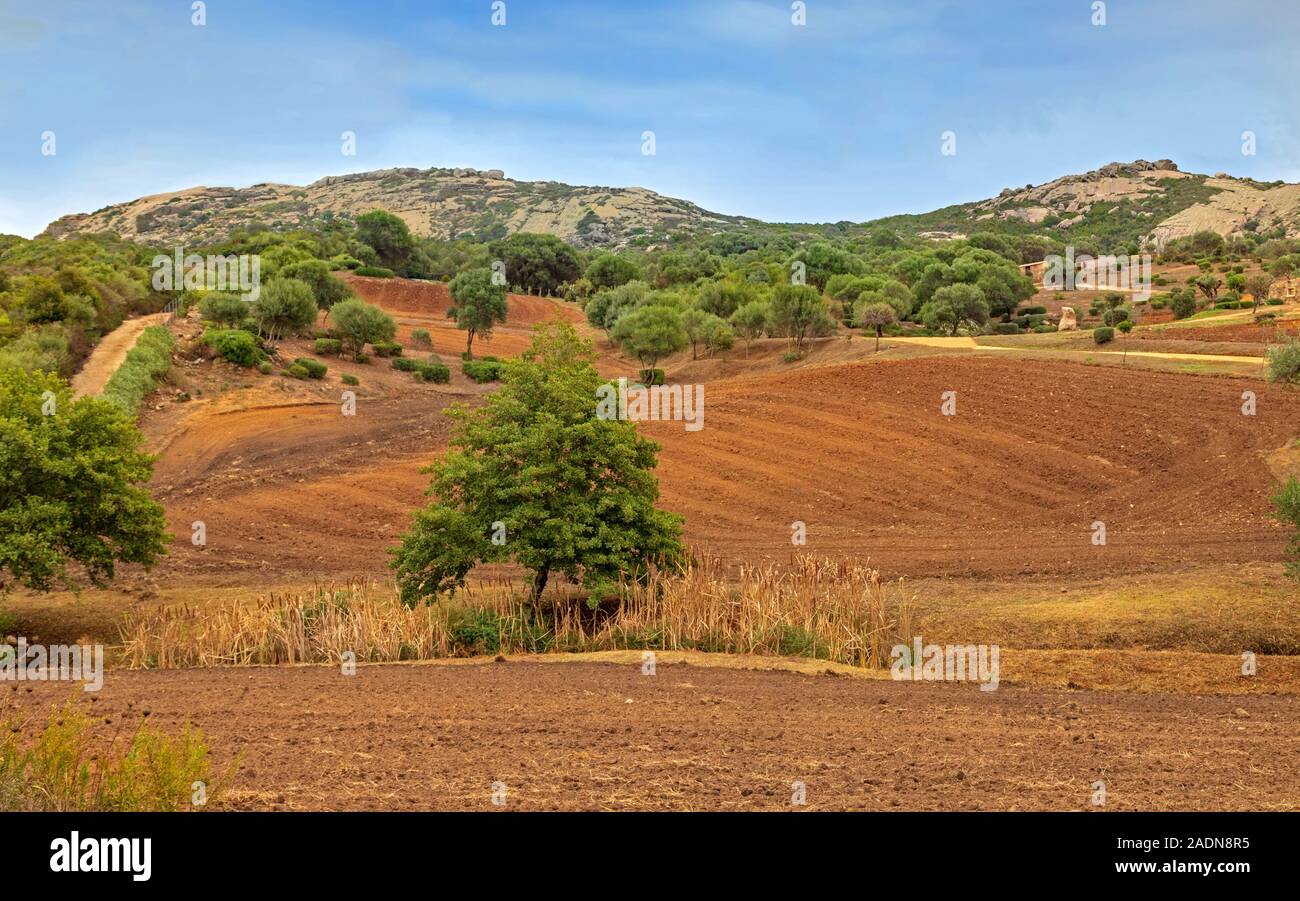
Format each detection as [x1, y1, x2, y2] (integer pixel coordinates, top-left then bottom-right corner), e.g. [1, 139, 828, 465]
[355, 353, 371, 364]
[197, 292, 249, 327]
[413, 361, 450, 383]
[781, 350, 804, 363]
[1020, 305, 1047, 315]
[639, 368, 665, 386]
[354, 266, 395, 278]
[250, 278, 318, 341]
[293, 357, 327, 379]
[1093, 327, 1115, 345]
[410, 329, 432, 349]
[992, 322, 1022, 335]
[330, 298, 397, 360]
[391, 357, 418, 372]
[371, 341, 403, 358]
[462, 359, 504, 383]
[283, 363, 309, 379]
[1266, 339, 1300, 384]
[258, 361, 273, 374]
[341, 373, 359, 386]
[1272, 477, 1300, 578]
[203, 328, 261, 367]
[102, 326, 175, 414]
[314, 337, 342, 355]
[0, 701, 228, 812]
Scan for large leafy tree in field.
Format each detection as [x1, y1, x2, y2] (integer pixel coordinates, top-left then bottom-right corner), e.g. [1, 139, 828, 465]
[919, 283, 989, 335]
[448, 268, 508, 360]
[390, 321, 684, 605]
[279, 259, 354, 316]
[355, 210, 417, 270]
[768, 284, 836, 352]
[489, 233, 581, 297]
[0, 368, 168, 592]
[610, 304, 687, 370]
[329, 298, 396, 360]
[251, 278, 318, 341]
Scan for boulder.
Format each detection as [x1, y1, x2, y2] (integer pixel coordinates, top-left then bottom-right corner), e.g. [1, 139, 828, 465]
[1058, 307, 1077, 331]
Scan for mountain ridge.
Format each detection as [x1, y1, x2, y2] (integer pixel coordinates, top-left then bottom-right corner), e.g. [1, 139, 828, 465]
[43, 159, 1300, 252]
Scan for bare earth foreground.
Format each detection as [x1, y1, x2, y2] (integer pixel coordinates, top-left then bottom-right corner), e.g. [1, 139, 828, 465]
[8, 659, 1297, 811]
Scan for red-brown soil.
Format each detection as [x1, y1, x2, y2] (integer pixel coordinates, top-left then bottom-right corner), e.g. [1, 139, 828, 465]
[1137, 320, 1300, 345]
[125, 347, 1300, 589]
[8, 660, 1296, 810]
[642, 355, 1300, 578]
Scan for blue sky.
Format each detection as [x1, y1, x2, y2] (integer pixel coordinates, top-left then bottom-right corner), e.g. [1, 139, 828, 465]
[2, 0, 1298, 238]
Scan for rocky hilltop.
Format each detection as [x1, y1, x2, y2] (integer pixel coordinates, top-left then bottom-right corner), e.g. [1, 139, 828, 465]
[45, 166, 753, 249]
[44, 160, 1300, 251]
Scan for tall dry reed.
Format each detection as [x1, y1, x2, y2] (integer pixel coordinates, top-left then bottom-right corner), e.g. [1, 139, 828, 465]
[119, 557, 914, 669]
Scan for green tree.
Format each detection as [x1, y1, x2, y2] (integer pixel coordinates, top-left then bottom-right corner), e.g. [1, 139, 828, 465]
[680, 308, 728, 360]
[355, 210, 417, 270]
[489, 233, 582, 296]
[448, 269, 509, 360]
[1170, 287, 1198, 320]
[1245, 273, 1273, 312]
[729, 300, 769, 354]
[768, 284, 836, 352]
[280, 259, 354, 316]
[919, 283, 989, 335]
[0, 369, 168, 592]
[1272, 477, 1300, 579]
[585, 281, 651, 336]
[610, 305, 687, 370]
[855, 301, 897, 352]
[251, 278, 318, 341]
[197, 292, 249, 328]
[585, 252, 641, 290]
[390, 321, 684, 604]
[330, 298, 397, 360]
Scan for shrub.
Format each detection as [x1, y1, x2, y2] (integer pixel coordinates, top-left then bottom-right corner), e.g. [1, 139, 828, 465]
[1020, 305, 1048, 315]
[410, 329, 432, 349]
[279, 259, 353, 315]
[462, 359, 504, 383]
[283, 363, 309, 379]
[314, 337, 342, 355]
[197, 292, 249, 327]
[371, 341, 403, 358]
[413, 361, 450, 383]
[293, 357, 327, 379]
[1266, 339, 1300, 384]
[258, 361, 273, 374]
[1093, 327, 1115, 345]
[1273, 477, 1300, 578]
[250, 278, 318, 341]
[354, 266, 395, 278]
[781, 349, 804, 363]
[355, 353, 371, 364]
[330, 298, 397, 360]
[203, 328, 261, 367]
[992, 322, 1021, 335]
[0, 701, 228, 812]
[102, 326, 175, 414]
[341, 373, 359, 386]
[391, 357, 418, 372]
[639, 368, 665, 386]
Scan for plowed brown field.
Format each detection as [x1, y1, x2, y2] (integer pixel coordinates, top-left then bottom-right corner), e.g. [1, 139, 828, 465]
[8, 660, 1297, 810]
[135, 343, 1300, 586]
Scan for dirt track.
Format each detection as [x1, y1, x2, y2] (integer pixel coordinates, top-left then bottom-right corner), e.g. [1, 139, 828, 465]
[7, 660, 1297, 811]
[70, 312, 169, 397]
